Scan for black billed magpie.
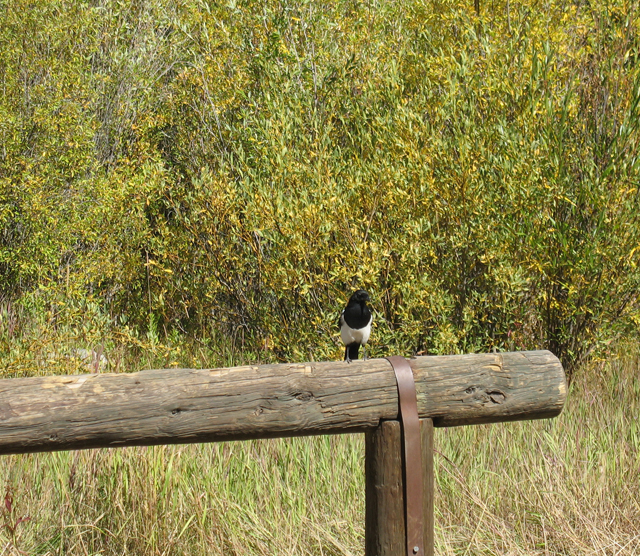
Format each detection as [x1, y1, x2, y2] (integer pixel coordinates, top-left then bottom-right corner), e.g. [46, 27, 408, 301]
[339, 290, 373, 363]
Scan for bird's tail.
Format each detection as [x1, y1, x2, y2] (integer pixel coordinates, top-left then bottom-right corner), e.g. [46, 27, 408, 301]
[347, 343, 360, 361]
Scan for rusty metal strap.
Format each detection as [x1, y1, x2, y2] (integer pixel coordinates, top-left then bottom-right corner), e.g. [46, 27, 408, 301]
[386, 356, 424, 556]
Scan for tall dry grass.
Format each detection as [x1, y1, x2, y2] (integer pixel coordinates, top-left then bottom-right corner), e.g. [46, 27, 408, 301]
[435, 350, 640, 554]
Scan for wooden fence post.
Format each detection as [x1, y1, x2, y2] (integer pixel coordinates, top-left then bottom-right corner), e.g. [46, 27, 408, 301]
[365, 419, 434, 556]
[0, 351, 565, 552]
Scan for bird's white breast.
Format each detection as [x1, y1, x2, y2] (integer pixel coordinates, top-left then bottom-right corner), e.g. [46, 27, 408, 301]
[340, 313, 372, 346]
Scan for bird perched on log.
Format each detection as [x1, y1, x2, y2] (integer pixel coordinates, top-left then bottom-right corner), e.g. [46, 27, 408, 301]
[339, 290, 373, 363]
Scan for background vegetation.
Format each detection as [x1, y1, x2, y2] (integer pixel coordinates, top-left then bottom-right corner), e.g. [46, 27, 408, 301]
[2, 0, 639, 374]
[1, 0, 639, 554]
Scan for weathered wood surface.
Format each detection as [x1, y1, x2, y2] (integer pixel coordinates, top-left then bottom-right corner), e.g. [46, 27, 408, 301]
[365, 420, 405, 556]
[365, 419, 434, 556]
[0, 351, 565, 455]
[422, 419, 434, 556]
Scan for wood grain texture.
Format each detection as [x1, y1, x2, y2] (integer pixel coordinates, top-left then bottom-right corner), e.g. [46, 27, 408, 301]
[365, 419, 435, 556]
[421, 419, 434, 556]
[0, 351, 566, 455]
[365, 420, 404, 556]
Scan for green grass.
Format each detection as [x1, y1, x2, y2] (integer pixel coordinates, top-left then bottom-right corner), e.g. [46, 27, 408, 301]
[1, 344, 638, 555]
[1, 437, 364, 555]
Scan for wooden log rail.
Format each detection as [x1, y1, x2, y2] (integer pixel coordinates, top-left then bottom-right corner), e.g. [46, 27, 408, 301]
[0, 350, 566, 556]
[0, 350, 565, 455]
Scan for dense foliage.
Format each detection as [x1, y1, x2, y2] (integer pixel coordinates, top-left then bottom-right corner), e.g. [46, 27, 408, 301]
[1, 0, 639, 376]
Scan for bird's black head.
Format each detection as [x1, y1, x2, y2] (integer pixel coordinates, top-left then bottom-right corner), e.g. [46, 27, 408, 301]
[348, 290, 370, 305]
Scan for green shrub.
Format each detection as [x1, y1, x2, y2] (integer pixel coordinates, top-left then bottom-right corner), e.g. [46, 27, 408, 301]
[1, 0, 639, 378]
